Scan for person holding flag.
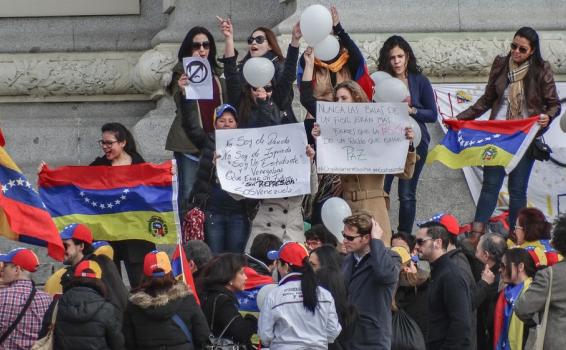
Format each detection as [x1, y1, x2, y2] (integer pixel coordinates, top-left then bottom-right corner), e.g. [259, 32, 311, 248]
[455, 27, 561, 238]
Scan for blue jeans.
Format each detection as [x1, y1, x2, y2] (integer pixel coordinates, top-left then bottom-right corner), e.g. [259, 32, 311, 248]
[174, 152, 198, 215]
[205, 211, 250, 254]
[474, 153, 535, 230]
[384, 142, 428, 234]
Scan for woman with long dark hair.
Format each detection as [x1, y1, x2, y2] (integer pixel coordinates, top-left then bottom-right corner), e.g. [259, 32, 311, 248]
[456, 27, 561, 239]
[90, 122, 154, 288]
[123, 251, 209, 350]
[165, 26, 227, 217]
[259, 242, 341, 349]
[199, 253, 258, 349]
[309, 244, 343, 271]
[377, 35, 438, 235]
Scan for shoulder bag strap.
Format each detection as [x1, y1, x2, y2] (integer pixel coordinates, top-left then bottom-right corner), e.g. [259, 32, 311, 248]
[0, 286, 37, 344]
[535, 267, 553, 350]
[172, 314, 192, 343]
[216, 315, 240, 340]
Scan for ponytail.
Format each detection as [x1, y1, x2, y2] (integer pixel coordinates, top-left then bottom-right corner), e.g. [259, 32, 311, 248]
[283, 256, 319, 314]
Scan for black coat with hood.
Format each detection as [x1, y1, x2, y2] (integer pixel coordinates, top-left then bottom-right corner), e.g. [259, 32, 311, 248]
[123, 282, 210, 350]
[53, 286, 125, 350]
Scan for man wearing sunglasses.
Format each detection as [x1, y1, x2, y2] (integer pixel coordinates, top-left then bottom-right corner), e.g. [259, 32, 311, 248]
[415, 223, 473, 349]
[341, 211, 400, 350]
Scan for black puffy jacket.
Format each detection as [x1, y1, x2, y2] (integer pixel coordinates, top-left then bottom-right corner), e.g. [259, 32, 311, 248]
[54, 286, 125, 350]
[123, 283, 210, 350]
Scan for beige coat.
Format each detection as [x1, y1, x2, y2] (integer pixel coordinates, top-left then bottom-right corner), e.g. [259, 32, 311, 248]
[245, 162, 318, 252]
[341, 151, 416, 246]
[514, 260, 566, 350]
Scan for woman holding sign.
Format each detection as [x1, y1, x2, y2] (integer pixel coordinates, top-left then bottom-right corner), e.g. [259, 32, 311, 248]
[301, 47, 416, 245]
[377, 35, 438, 235]
[166, 26, 226, 217]
[456, 27, 561, 238]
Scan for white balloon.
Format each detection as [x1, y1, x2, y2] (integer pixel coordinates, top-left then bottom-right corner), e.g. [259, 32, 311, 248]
[370, 71, 392, 84]
[256, 284, 277, 311]
[373, 77, 409, 103]
[561, 112, 566, 133]
[314, 35, 340, 61]
[300, 4, 333, 46]
[321, 197, 352, 242]
[243, 57, 275, 88]
[409, 118, 422, 147]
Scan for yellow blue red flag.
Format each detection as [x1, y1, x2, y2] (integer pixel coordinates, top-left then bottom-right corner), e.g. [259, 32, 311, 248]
[38, 161, 179, 244]
[0, 128, 64, 261]
[427, 116, 540, 173]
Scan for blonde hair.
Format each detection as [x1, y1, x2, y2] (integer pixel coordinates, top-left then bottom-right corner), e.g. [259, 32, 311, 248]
[334, 80, 370, 103]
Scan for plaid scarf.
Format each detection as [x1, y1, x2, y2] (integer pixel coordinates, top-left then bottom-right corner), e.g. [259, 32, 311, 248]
[507, 57, 529, 119]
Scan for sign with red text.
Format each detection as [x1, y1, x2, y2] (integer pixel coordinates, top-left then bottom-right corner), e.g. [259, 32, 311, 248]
[215, 123, 311, 199]
[316, 101, 411, 174]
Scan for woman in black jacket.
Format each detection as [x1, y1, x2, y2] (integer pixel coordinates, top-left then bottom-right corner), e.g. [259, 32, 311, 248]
[199, 253, 257, 349]
[123, 250, 210, 350]
[53, 260, 125, 350]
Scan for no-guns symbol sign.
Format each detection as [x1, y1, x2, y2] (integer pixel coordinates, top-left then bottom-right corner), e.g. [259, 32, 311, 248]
[182, 57, 213, 99]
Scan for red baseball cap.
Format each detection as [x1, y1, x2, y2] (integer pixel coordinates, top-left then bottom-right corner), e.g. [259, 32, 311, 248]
[74, 260, 102, 279]
[267, 242, 309, 267]
[143, 250, 172, 277]
[417, 212, 460, 236]
[0, 248, 40, 272]
[60, 224, 93, 244]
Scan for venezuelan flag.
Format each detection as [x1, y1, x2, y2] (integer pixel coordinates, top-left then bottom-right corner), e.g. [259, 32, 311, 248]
[38, 161, 179, 244]
[427, 116, 540, 173]
[171, 242, 200, 304]
[0, 128, 64, 261]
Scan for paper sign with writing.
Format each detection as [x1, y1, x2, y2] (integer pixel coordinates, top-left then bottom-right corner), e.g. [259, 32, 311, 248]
[182, 57, 213, 100]
[316, 101, 411, 174]
[215, 123, 311, 199]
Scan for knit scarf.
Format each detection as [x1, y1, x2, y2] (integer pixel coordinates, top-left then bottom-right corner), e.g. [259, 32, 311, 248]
[507, 57, 530, 119]
[315, 50, 350, 72]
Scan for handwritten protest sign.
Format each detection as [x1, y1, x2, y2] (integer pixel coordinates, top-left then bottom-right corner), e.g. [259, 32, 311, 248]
[215, 123, 311, 199]
[316, 101, 411, 174]
[182, 57, 213, 99]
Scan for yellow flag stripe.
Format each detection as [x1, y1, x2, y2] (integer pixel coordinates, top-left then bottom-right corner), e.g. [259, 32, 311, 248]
[426, 144, 514, 169]
[0, 147, 21, 173]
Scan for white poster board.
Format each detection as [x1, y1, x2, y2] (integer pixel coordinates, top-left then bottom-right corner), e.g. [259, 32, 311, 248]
[215, 123, 311, 199]
[316, 101, 411, 174]
[182, 57, 213, 100]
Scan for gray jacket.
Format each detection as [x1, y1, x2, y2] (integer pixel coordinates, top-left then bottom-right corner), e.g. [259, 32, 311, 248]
[342, 239, 400, 350]
[515, 261, 566, 350]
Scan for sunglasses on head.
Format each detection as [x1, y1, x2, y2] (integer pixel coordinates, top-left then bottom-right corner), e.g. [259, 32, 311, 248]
[510, 42, 529, 54]
[192, 41, 211, 50]
[252, 85, 273, 93]
[247, 35, 266, 45]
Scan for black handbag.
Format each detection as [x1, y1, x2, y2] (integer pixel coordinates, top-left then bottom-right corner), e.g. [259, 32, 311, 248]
[391, 309, 426, 350]
[529, 137, 552, 161]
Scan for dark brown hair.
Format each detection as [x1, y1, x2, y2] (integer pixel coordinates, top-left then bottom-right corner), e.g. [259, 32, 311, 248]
[241, 27, 285, 63]
[133, 272, 178, 297]
[517, 207, 551, 242]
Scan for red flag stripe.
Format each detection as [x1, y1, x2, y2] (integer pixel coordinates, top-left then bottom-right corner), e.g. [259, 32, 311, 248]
[444, 116, 539, 134]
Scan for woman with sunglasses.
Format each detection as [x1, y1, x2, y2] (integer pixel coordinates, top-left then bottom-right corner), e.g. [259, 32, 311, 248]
[456, 27, 561, 239]
[90, 122, 155, 288]
[166, 26, 226, 218]
[218, 18, 301, 127]
[377, 35, 438, 236]
[301, 47, 416, 245]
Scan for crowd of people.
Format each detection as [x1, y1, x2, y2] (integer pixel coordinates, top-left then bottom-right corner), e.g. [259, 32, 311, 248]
[1, 5, 565, 350]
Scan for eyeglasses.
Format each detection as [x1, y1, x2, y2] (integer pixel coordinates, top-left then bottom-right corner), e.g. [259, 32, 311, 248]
[342, 232, 362, 241]
[192, 41, 211, 50]
[415, 237, 433, 246]
[515, 225, 524, 230]
[247, 35, 266, 45]
[252, 85, 273, 93]
[510, 43, 529, 54]
[98, 140, 119, 147]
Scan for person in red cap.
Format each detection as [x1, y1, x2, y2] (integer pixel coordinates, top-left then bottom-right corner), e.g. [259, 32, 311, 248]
[123, 251, 210, 350]
[0, 248, 52, 349]
[51, 223, 128, 312]
[258, 242, 341, 349]
[43, 260, 125, 350]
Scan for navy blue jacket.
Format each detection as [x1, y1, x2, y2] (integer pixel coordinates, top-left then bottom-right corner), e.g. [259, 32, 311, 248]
[407, 72, 438, 147]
